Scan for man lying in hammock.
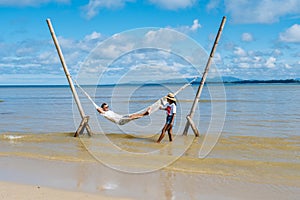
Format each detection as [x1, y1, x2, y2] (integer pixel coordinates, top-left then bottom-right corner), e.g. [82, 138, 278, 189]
[96, 103, 151, 125]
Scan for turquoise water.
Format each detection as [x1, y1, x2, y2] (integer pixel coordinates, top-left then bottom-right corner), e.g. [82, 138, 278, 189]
[0, 83, 299, 137]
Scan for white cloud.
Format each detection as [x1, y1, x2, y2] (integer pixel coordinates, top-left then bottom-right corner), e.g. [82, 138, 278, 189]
[16, 47, 35, 56]
[253, 56, 261, 62]
[148, 0, 197, 10]
[224, 0, 300, 23]
[225, 46, 300, 79]
[56, 31, 104, 53]
[0, 31, 106, 77]
[144, 28, 184, 49]
[239, 63, 250, 69]
[233, 47, 247, 57]
[279, 24, 300, 42]
[222, 68, 231, 73]
[231, 49, 281, 70]
[265, 57, 276, 68]
[241, 33, 253, 42]
[284, 64, 292, 69]
[206, 0, 221, 11]
[57, 36, 76, 49]
[272, 49, 282, 56]
[100, 43, 134, 59]
[82, 0, 135, 19]
[176, 19, 202, 33]
[38, 51, 60, 65]
[84, 31, 102, 41]
[213, 52, 222, 64]
[82, 0, 198, 18]
[0, 0, 69, 6]
[190, 19, 201, 31]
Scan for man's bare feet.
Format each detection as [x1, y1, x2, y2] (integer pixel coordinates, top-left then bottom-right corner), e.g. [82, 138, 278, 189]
[144, 107, 151, 115]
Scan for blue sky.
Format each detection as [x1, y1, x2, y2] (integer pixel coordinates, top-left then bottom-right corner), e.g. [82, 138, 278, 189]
[0, 0, 300, 85]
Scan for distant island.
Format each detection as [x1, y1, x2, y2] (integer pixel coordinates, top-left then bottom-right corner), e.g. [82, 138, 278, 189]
[190, 76, 300, 84]
[226, 79, 300, 84]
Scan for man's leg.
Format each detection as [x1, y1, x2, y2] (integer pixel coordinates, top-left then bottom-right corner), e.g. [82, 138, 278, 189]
[129, 107, 151, 119]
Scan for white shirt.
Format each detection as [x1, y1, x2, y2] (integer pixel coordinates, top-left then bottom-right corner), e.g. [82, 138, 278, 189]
[102, 110, 123, 124]
[165, 102, 176, 116]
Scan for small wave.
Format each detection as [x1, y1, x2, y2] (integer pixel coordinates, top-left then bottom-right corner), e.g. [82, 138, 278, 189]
[0, 112, 13, 115]
[98, 183, 118, 191]
[3, 135, 24, 140]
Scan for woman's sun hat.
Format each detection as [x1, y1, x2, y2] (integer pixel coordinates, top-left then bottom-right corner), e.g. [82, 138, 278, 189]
[166, 93, 176, 102]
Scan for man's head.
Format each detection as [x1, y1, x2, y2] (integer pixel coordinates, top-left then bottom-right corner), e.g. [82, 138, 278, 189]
[101, 103, 109, 111]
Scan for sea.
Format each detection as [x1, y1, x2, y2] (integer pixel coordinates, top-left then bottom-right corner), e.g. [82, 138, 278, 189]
[0, 83, 299, 199]
[0, 83, 299, 137]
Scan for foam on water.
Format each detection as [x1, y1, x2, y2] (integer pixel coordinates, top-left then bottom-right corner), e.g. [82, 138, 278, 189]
[3, 135, 24, 140]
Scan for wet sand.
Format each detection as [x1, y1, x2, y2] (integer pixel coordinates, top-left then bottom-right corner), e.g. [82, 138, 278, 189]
[0, 181, 130, 200]
[0, 156, 299, 200]
[0, 133, 300, 199]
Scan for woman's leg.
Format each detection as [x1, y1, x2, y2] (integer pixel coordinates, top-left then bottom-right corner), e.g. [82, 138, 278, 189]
[167, 125, 173, 142]
[157, 124, 169, 143]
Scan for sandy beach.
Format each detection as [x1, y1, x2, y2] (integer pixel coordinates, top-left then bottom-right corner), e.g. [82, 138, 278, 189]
[0, 181, 130, 200]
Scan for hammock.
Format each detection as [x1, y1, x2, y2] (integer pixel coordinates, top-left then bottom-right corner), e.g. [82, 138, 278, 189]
[74, 78, 197, 125]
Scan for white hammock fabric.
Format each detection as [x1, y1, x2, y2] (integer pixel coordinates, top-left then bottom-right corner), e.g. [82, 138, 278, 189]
[74, 78, 196, 125]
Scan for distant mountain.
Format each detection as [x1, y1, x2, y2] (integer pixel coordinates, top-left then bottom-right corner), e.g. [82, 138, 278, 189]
[219, 76, 243, 83]
[186, 76, 242, 83]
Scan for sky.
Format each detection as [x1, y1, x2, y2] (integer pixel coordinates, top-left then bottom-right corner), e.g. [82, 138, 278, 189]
[0, 0, 300, 85]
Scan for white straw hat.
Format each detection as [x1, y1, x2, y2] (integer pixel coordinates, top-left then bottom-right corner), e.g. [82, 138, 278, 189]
[166, 93, 176, 102]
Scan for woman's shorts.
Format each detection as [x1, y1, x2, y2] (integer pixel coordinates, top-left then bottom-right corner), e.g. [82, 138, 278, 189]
[166, 115, 175, 125]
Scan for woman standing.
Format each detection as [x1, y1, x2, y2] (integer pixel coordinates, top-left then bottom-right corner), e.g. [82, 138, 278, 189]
[157, 93, 177, 143]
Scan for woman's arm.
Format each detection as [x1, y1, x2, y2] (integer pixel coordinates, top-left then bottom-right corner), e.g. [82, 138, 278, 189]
[170, 113, 176, 125]
[159, 106, 167, 110]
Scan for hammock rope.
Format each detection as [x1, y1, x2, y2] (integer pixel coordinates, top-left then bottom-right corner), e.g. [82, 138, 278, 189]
[73, 77, 197, 125]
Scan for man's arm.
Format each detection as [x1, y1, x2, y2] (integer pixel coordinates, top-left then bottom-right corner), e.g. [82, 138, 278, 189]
[97, 107, 105, 114]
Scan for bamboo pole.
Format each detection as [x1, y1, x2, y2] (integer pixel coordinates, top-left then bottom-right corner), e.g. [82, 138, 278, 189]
[183, 16, 226, 136]
[186, 116, 199, 137]
[46, 19, 92, 136]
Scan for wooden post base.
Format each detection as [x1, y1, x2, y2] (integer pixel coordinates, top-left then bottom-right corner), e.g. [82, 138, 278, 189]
[74, 116, 92, 137]
[186, 115, 200, 137]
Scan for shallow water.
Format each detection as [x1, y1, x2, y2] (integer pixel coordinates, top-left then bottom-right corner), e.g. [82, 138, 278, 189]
[0, 132, 299, 187]
[1, 83, 299, 137]
[0, 83, 300, 194]
[0, 83, 299, 140]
